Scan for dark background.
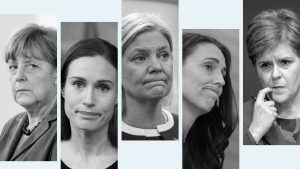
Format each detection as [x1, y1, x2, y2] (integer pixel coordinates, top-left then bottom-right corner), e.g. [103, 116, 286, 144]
[243, 0, 300, 102]
[61, 22, 117, 63]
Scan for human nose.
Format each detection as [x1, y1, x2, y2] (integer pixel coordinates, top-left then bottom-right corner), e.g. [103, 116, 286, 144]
[148, 57, 162, 73]
[271, 64, 282, 80]
[82, 87, 95, 107]
[214, 71, 225, 87]
[14, 66, 27, 82]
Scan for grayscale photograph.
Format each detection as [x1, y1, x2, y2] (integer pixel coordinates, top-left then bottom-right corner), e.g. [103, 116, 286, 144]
[61, 22, 118, 169]
[182, 29, 239, 169]
[0, 15, 57, 161]
[122, 0, 178, 140]
[243, 0, 300, 145]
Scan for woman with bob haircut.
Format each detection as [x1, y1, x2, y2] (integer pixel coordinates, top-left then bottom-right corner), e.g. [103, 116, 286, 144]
[61, 38, 117, 169]
[122, 13, 178, 140]
[244, 8, 300, 145]
[182, 33, 238, 169]
[0, 24, 57, 161]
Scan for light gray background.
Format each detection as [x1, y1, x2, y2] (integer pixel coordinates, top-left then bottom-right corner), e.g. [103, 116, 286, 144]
[0, 15, 57, 133]
[0, 0, 299, 169]
[183, 29, 239, 169]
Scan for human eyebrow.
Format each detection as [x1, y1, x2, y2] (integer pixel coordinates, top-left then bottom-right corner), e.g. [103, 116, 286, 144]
[158, 46, 171, 51]
[202, 57, 220, 63]
[96, 80, 114, 85]
[70, 76, 87, 83]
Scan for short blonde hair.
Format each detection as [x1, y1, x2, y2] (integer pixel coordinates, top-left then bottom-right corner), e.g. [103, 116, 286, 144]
[122, 13, 173, 54]
[5, 24, 57, 67]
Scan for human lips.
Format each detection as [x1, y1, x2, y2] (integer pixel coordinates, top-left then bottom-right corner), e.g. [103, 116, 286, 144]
[143, 77, 167, 85]
[270, 86, 285, 94]
[16, 88, 30, 93]
[203, 85, 221, 96]
[76, 110, 101, 119]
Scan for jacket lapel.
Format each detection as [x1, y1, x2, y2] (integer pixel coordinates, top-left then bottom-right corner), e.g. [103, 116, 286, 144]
[10, 106, 57, 160]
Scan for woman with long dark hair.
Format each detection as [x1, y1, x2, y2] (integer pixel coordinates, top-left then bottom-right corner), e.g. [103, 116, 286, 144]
[182, 33, 238, 169]
[61, 38, 118, 169]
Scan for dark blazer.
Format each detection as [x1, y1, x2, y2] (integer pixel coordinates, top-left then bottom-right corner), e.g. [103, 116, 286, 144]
[0, 104, 57, 160]
[243, 100, 300, 145]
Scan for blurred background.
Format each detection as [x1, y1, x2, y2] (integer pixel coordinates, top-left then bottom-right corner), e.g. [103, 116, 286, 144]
[183, 29, 239, 169]
[61, 22, 117, 62]
[243, 0, 300, 102]
[0, 15, 56, 132]
[123, 0, 178, 114]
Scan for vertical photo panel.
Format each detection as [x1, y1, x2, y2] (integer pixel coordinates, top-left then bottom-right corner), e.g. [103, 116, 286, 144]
[243, 0, 300, 145]
[182, 29, 239, 169]
[122, 0, 178, 141]
[61, 22, 118, 169]
[0, 14, 57, 161]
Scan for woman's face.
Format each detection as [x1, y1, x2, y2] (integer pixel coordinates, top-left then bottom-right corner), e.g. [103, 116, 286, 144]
[63, 56, 117, 131]
[122, 30, 173, 101]
[7, 56, 56, 109]
[183, 43, 226, 113]
[256, 42, 300, 104]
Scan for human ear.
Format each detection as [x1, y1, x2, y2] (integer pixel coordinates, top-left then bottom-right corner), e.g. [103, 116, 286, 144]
[61, 88, 65, 98]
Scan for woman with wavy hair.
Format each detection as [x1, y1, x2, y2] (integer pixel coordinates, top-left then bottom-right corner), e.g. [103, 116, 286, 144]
[182, 33, 238, 169]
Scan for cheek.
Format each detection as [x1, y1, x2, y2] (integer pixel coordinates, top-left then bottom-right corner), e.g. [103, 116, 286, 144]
[257, 71, 269, 86]
[163, 61, 173, 76]
[97, 95, 116, 117]
[64, 87, 80, 112]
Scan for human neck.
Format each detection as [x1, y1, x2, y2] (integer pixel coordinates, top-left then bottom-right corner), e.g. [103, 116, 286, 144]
[69, 124, 114, 158]
[276, 96, 300, 119]
[25, 94, 56, 128]
[123, 94, 165, 129]
[183, 99, 207, 141]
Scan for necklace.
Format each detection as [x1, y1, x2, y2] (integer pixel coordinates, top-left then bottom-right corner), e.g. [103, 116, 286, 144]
[22, 120, 42, 136]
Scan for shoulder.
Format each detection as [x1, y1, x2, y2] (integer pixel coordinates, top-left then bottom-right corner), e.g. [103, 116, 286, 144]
[243, 100, 255, 125]
[243, 100, 256, 145]
[1, 112, 26, 134]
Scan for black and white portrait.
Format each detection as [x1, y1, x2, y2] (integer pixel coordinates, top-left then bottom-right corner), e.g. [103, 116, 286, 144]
[243, 0, 300, 145]
[122, 0, 178, 140]
[182, 29, 239, 169]
[0, 15, 57, 161]
[60, 22, 118, 169]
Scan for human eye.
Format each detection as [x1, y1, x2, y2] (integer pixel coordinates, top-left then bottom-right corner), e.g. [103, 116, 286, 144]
[158, 51, 171, 61]
[204, 64, 213, 71]
[258, 62, 272, 71]
[8, 64, 18, 74]
[133, 53, 146, 63]
[72, 80, 85, 89]
[26, 64, 39, 72]
[279, 59, 293, 68]
[96, 84, 111, 93]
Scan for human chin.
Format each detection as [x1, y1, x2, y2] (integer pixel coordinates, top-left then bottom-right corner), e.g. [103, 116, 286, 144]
[145, 85, 170, 99]
[72, 116, 103, 131]
[271, 91, 290, 104]
[15, 92, 37, 107]
[195, 97, 216, 113]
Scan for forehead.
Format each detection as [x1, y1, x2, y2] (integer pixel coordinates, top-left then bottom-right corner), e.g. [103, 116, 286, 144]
[126, 30, 170, 52]
[187, 43, 226, 66]
[8, 54, 43, 63]
[258, 42, 299, 61]
[67, 56, 117, 80]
